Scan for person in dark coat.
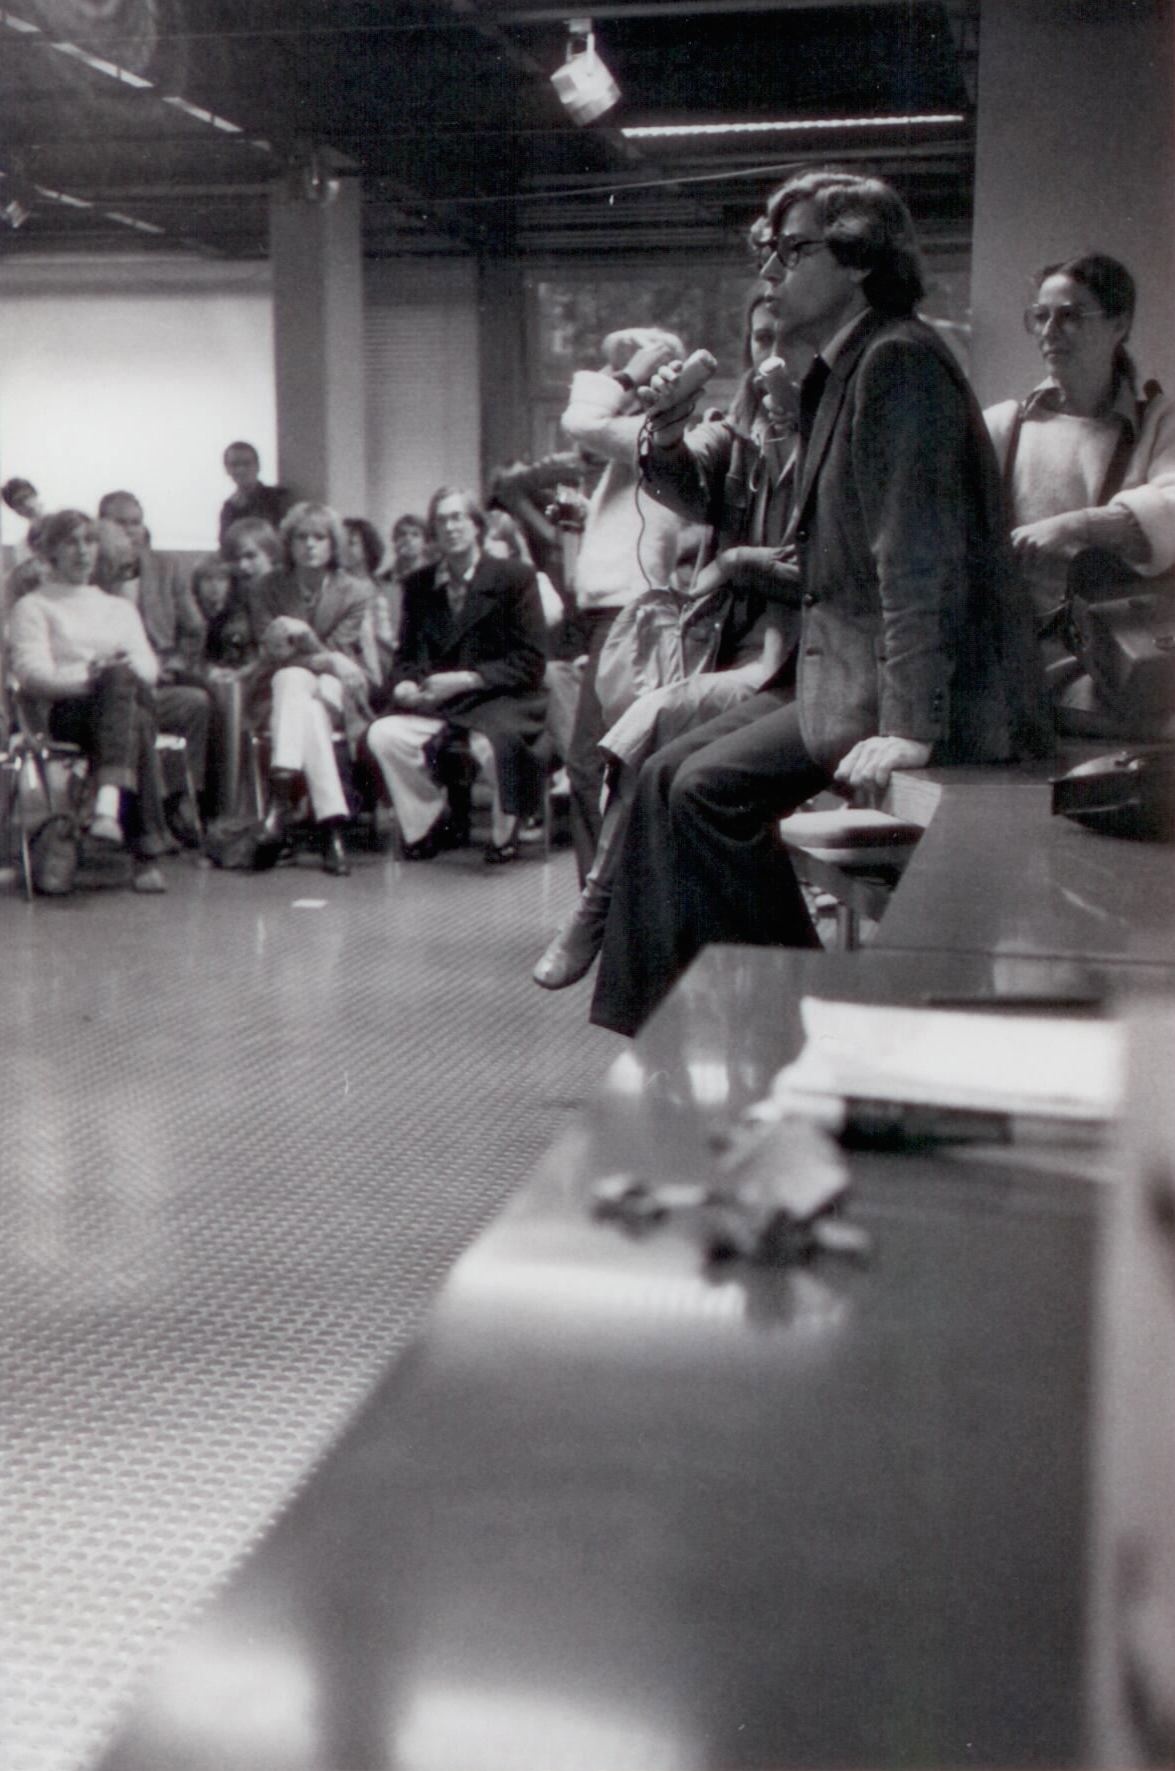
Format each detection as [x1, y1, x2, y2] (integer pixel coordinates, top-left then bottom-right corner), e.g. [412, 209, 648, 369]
[365, 487, 547, 862]
[589, 167, 1049, 1037]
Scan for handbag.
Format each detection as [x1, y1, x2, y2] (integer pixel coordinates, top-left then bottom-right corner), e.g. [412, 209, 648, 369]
[1051, 743, 1175, 842]
[28, 813, 80, 896]
[1064, 550, 1175, 728]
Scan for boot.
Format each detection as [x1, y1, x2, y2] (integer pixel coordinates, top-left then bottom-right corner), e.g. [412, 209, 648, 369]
[532, 882, 610, 989]
[261, 769, 298, 842]
[321, 819, 350, 877]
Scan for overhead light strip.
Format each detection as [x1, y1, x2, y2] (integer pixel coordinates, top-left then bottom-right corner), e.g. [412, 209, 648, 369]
[161, 94, 243, 135]
[622, 113, 966, 140]
[47, 38, 154, 88]
[0, 7, 40, 31]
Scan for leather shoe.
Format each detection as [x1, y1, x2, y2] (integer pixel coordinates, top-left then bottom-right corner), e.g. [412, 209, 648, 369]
[532, 906, 607, 988]
[483, 838, 520, 865]
[322, 825, 350, 877]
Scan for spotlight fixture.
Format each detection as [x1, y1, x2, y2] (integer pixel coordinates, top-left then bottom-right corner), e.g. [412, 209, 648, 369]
[550, 17, 619, 128]
[287, 146, 341, 207]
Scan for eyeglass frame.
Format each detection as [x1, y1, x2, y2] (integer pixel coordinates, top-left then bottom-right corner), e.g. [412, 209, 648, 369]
[755, 233, 831, 273]
[1023, 301, 1110, 337]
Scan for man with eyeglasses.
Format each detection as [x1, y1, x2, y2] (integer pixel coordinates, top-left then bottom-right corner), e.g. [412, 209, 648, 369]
[588, 167, 1048, 1039]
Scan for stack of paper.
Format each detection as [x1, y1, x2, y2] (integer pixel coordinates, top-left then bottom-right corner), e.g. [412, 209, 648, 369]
[763, 998, 1123, 1126]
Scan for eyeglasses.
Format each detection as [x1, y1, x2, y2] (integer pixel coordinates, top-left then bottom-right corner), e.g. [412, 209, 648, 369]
[756, 233, 829, 272]
[1023, 302, 1107, 336]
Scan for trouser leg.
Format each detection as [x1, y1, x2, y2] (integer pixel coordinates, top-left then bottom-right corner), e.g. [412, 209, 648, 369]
[365, 713, 448, 843]
[154, 684, 211, 793]
[269, 667, 349, 822]
[566, 607, 619, 884]
[589, 691, 820, 1037]
[466, 731, 517, 848]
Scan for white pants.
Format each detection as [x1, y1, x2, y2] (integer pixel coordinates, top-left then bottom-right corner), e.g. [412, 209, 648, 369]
[366, 715, 513, 846]
[269, 667, 348, 822]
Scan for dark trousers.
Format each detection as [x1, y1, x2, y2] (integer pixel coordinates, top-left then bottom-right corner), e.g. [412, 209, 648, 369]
[155, 682, 211, 795]
[566, 607, 620, 884]
[589, 691, 828, 1038]
[49, 664, 167, 843]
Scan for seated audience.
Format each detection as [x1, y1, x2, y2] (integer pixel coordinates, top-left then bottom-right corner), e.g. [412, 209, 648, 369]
[370, 512, 429, 676]
[219, 516, 282, 665]
[534, 293, 800, 989]
[217, 441, 292, 547]
[984, 252, 1175, 734]
[365, 487, 547, 863]
[342, 516, 388, 686]
[3, 477, 48, 601]
[236, 501, 376, 877]
[8, 509, 170, 889]
[189, 553, 249, 818]
[558, 327, 687, 884]
[97, 489, 210, 849]
[587, 168, 1048, 1038]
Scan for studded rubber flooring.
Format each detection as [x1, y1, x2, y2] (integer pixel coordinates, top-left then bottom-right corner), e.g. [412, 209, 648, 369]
[0, 840, 617, 1771]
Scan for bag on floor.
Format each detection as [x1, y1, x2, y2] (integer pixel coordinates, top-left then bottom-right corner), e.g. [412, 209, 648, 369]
[204, 815, 271, 871]
[29, 813, 80, 896]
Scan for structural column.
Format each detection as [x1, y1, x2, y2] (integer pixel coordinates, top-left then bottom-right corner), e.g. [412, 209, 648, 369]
[970, 0, 1175, 408]
[269, 174, 367, 513]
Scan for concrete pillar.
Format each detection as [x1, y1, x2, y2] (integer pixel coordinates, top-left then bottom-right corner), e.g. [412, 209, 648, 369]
[479, 257, 530, 477]
[970, 0, 1175, 409]
[269, 176, 367, 513]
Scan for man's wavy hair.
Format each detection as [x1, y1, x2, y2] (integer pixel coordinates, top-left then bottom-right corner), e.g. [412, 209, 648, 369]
[761, 169, 925, 318]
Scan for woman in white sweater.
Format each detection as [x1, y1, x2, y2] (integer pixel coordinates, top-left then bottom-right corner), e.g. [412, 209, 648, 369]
[985, 253, 1175, 734]
[9, 508, 171, 882]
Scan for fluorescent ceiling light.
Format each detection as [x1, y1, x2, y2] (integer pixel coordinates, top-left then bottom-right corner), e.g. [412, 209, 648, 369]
[622, 112, 966, 140]
[0, 9, 42, 33]
[49, 38, 154, 87]
[35, 184, 94, 209]
[162, 94, 243, 134]
[104, 210, 166, 235]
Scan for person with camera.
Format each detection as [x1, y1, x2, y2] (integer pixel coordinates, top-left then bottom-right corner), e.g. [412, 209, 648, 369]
[558, 327, 688, 882]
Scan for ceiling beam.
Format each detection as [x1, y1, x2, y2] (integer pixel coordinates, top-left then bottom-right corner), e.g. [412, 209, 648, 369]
[488, 1, 911, 19]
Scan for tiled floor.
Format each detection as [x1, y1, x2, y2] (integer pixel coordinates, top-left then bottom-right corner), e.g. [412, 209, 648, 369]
[0, 839, 618, 1771]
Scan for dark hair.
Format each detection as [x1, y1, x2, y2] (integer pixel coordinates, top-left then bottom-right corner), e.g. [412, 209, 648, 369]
[222, 516, 281, 564]
[2, 476, 37, 513]
[97, 489, 142, 521]
[761, 168, 925, 317]
[279, 500, 346, 572]
[38, 508, 97, 561]
[392, 512, 428, 540]
[224, 440, 260, 465]
[343, 516, 385, 576]
[1036, 252, 1137, 384]
[426, 486, 486, 543]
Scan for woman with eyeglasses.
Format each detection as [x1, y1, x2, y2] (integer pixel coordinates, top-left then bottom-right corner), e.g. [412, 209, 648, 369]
[985, 253, 1175, 729]
[238, 501, 376, 875]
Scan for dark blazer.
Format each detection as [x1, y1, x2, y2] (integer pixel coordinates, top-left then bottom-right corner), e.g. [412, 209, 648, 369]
[394, 553, 546, 717]
[785, 312, 1049, 770]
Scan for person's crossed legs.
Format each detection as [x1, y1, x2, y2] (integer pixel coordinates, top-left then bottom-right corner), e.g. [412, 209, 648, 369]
[589, 694, 828, 1036]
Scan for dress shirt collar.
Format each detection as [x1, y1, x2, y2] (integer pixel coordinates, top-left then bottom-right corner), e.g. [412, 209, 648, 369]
[1024, 373, 1151, 437]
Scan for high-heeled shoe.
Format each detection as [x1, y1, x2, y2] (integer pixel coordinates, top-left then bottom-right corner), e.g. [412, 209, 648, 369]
[321, 823, 350, 877]
[532, 887, 610, 988]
